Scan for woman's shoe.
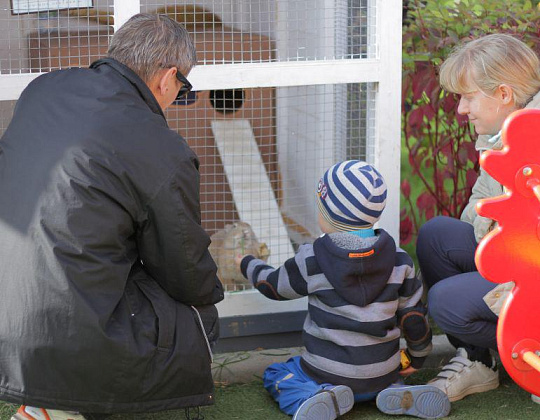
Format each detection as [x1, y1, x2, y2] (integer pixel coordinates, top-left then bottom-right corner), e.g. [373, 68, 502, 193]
[11, 406, 86, 420]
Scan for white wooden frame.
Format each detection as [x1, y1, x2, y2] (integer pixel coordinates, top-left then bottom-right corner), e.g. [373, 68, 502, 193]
[0, 0, 402, 318]
[10, 0, 93, 15]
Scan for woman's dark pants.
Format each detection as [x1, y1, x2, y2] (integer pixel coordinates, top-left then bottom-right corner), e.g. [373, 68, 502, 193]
[416, 216, 499, 361]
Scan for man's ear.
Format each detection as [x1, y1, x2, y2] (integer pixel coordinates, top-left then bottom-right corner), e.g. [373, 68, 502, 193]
[498, 84, 514, 105]
[156, 67, 176, 97]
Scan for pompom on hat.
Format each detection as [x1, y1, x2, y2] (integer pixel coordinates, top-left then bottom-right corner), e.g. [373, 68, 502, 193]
[317, 160, 387, 231]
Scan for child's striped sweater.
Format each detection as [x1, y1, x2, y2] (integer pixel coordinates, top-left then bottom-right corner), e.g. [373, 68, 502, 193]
[240, 229, 432, 393]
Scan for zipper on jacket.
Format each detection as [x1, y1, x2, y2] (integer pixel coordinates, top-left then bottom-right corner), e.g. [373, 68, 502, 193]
[191, 306, 214, 363]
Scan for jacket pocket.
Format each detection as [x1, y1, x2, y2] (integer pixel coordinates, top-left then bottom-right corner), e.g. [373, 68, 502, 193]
[136, 277, 175, 352]
[191, 306, 214, 363]
[483, 281, 514, 316]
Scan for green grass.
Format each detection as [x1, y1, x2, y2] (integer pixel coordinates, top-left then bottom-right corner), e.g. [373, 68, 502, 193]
[1, 367, 539, 419]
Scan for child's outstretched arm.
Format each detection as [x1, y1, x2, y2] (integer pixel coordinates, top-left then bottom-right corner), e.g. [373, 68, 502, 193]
[236, 245, 313, 301]
[395, 250, 433, 372]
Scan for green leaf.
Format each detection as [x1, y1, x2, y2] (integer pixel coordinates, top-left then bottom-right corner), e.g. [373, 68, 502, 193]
[411, 54, 431, 61]
[472, 4, 484, 16]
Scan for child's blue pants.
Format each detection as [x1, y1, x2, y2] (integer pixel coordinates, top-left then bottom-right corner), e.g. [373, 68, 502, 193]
[263, 356, 379, 416]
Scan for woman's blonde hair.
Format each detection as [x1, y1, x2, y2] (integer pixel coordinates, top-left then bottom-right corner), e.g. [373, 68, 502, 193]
[439, 33, 540, 108]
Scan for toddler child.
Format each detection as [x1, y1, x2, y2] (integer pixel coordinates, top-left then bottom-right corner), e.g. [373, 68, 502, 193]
[236, 160, 451, 419]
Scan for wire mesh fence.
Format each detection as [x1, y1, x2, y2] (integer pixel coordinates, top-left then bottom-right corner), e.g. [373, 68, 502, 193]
[1, 1, 114, 74]
[0, 0, 375, 74]
[140, 0, 376, 63]
[0, 0, 379, 292]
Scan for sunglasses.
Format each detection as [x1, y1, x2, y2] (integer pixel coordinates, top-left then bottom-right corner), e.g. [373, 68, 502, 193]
[175, 68, 193, 100]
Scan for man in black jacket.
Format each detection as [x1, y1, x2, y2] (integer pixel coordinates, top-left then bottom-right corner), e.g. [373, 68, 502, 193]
[0, 13, 223, 419]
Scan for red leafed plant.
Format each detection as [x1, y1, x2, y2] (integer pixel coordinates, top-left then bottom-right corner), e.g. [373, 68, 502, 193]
[400, 0, 540, 248]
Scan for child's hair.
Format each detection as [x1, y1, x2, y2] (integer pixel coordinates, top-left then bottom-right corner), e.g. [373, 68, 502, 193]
[439, 33, 540, 108]
[317, 160, 387, 231]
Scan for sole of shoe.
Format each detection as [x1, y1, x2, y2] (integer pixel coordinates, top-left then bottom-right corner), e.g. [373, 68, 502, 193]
[11, 407, 86, 420]
[293, 385, 354, 420]
[376, 385, 451, 419]
[11, 415, 30, 420]
[448, 378, 499, 402]
[11, 406, 41, 420]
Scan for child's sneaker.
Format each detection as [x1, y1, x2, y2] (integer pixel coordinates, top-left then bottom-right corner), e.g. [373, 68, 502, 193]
[427, 347, 499, 402]
[11, 406, 86, 420]
[376, 385, 450, 418]
[293, 385, 354, 420]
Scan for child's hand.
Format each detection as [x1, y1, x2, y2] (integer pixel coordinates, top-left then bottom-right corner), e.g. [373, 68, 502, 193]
[399, 349, 417, 377]
[235, 254, 245, 270]
[399, 366, 418, 377]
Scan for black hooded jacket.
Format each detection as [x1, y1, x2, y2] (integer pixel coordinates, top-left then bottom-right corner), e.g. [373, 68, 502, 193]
[0, 58, 223, 412]
[313, 230, 396, 308]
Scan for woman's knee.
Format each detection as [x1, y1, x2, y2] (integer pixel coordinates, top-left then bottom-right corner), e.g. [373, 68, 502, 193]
[427, 282, 463, 330]
[417, 216, 452, 245]
[427, 283, 446, 321]
[417, 217, 476, 265]
[417, 216, 450, 255]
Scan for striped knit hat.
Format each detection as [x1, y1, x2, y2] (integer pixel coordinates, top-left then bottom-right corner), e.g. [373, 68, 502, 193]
[317, 160, 387, 231]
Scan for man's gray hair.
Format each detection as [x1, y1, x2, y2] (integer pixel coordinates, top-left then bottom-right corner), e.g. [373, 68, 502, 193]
[108, 13, 197, 83]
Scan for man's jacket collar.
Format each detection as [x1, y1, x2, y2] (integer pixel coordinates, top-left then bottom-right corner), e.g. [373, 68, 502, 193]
[90, 57, 166, 121]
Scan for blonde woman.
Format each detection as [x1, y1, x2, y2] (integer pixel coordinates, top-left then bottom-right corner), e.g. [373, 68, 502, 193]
[416, 33, 540, 402]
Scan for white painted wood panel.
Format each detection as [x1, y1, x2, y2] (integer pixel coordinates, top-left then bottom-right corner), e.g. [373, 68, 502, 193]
[0, 60, 382, 101]
[113, 0, 140, 31]
[211, 119, 295, 267]
[217, 289, 307, 317]
[372, 0, 402, 241]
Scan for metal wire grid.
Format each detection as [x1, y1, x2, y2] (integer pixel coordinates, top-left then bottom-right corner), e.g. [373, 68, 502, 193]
[0, 0, 378, 293]
[0, 1, 113, 74]
[346, 82, 376, 162]
[166, 82, 375, 291]
[0, 0, 376, 73]
[138, 0, 377, 63]
[0, 100, 15, 135]
[0, 81, 375, 293]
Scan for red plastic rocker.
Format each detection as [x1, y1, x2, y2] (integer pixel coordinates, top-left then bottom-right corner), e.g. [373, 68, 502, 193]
[475, 108, 540, 396]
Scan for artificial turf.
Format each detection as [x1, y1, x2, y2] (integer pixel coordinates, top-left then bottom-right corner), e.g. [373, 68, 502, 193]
[1, 367, 539, 419]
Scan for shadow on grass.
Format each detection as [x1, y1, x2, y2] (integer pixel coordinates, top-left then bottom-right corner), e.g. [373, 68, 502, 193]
[1, 367, 539, 419]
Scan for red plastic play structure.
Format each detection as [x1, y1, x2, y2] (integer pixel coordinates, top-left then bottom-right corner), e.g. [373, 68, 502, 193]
[475, 109, 540, 396]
